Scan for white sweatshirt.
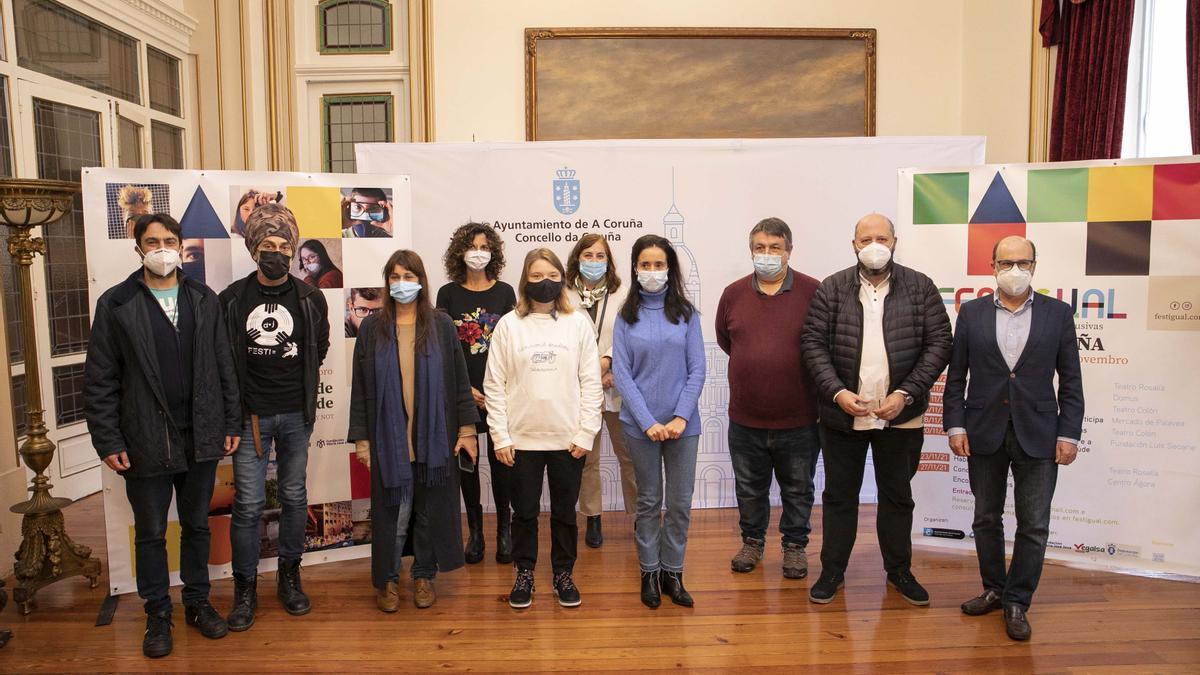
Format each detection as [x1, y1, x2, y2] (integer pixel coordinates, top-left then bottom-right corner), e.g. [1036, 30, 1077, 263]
[483, 309, 603, 451]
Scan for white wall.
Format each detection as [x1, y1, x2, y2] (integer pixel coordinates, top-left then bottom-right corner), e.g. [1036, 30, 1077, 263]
[431, 0, 1035, 163]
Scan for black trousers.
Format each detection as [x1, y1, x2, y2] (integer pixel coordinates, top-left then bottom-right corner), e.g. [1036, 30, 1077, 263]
[459, 427, 512, 515]
[124, 457, 218, 615]
[819, 424, 923, 577]
[510, 449, 585, 573]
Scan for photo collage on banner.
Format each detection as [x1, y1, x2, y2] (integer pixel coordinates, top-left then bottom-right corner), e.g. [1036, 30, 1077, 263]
[899, 158, 1200, 578]
[83, 168, 411, 595]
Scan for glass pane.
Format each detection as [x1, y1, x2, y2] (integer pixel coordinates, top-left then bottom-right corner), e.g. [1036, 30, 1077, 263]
[0, 78, 13, 177]
[323, 95, 392, 173]
[151, 120, 184, 169]
[52, 362, 86, 426]
[14, 0, 141, 104]
[12, 373, 26, 437]
[320, 0, 389, 51]
[33, 98, 99, 356]
[118, 116, 142, 168]
[147, 46, 181, 116]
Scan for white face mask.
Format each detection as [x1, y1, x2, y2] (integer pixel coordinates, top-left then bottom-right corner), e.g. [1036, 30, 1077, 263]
[637, 270, 669, 293]
[140, 247, 180, 277]
[464, 250, 491, 271]
[304, 262, 322, 275]
[996, 267, 1032, 296]
[857, 242, 892, 271]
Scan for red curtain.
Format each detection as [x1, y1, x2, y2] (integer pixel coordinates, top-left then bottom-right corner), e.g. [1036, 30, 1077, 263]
[1189, 0, 1199, 153]
[1045, 0, 1137, 161]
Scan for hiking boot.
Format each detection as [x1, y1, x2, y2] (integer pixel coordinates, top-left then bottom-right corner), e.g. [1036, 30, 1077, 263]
[782, 543, 808, 579]
[277, 558, 311, 616]
[509, 568, 535, 609]
[226, 575, 257, 632]
[730, 538, 765, 573]
[553, 569, 582, 607]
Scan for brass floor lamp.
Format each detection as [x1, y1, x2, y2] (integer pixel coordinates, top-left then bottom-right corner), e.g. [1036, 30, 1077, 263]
[0, 178, 101, 623]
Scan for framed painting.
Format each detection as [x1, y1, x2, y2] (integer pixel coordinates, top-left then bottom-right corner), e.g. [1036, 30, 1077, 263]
[525, 27, 877, 141]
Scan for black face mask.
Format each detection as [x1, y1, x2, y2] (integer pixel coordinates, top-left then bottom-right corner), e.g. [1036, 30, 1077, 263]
[181, 260, 205, 284]
[526, 279, 562, 304]
[257, 250, 291, 281]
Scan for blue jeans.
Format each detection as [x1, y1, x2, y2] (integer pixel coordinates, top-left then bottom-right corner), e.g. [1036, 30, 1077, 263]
[626, 433, 699, 573]
[728, 422, 820, 547]
[231, 411, 313, 579]
[968, 423, 1059, 610]
[124, 457, 218, 614]
[373, 475, 437, 588]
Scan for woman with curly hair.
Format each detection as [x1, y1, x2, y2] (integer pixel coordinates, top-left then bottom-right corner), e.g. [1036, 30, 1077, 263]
[435, 222, 516, 566]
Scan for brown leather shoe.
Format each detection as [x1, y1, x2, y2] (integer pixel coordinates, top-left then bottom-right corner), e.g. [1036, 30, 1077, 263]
[961, 589, 1003, 616]
[376, 581, 400, 613]
[1004, 605, 1032, 641]
[414, 578, 436, 609]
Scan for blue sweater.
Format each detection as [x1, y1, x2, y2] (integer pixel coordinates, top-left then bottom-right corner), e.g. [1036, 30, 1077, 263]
[612, 289, 706, 440]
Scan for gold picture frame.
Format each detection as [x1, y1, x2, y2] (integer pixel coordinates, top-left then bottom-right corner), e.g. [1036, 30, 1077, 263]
[525, 27, 877, 141]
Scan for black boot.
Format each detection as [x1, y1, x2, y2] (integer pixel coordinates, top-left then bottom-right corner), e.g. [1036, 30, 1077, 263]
[142, 610, 173, 658]
[640, 570, 661, 609]
[495, 507, 514, 564]
[660, 571, 694, 607]
[464, 505, 485, 564]
[226, 575, 257, 632]
[585, 515, 603, 548]
[184, 599, 228, 639]
[276, 558, 311, 616]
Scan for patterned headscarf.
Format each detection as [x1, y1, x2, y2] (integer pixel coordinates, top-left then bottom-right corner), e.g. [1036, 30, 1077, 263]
[243, 202, 299, 256]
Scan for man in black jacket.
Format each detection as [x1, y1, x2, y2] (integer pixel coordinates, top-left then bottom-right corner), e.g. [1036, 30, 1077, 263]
[800, 213, 952, 606]
[219, 203, 330, 632]
[84, 214, 241, 658]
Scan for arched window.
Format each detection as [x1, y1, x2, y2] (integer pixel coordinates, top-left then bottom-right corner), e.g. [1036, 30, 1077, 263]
[318, 0, 392, 53]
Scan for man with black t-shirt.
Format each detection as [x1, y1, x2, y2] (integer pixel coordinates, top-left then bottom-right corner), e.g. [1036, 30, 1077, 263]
[219, 203, 330, 632]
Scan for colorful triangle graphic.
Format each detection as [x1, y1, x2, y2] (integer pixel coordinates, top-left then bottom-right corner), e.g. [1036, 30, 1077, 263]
[180, 186, 229, 239]
[970, 172, 1025, 224]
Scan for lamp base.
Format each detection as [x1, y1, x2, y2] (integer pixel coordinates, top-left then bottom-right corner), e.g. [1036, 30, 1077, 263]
[11, 508, 101, 615]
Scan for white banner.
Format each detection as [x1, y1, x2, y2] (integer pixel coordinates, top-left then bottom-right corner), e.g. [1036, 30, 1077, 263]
[84, 168, 411, 595]
[357, 137, 985, 514]
[899, 156, 1200, 578]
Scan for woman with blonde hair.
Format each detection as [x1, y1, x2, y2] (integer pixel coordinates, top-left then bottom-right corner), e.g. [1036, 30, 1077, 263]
[484, 248, 602, 609]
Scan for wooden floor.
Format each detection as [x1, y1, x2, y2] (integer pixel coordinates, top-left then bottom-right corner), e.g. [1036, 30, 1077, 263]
[0, 495, 1197, 672]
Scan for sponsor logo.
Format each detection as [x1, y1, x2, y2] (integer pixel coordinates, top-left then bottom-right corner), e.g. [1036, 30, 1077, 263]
[552, 167, 580, 215]
[940, 286, 1126, 319]
[922, 527, 966, 540]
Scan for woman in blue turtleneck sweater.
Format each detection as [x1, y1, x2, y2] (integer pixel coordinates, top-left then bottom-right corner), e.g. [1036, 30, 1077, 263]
[611, 234, 706, 610]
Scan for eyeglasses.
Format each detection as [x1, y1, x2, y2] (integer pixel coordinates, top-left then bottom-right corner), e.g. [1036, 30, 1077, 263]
[349, 201, 385, 216]
[351, 306, 381, 318]
[995, 259, 1035, 272]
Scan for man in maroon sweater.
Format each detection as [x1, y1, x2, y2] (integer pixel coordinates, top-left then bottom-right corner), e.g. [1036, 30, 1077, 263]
[715, 217, 822, 580]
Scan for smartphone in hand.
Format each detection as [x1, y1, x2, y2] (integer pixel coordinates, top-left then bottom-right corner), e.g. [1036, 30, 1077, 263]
[458, 450, 476, 473]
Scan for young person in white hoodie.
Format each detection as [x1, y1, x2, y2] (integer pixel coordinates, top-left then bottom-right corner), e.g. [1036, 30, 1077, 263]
[484, 248, 603, 609]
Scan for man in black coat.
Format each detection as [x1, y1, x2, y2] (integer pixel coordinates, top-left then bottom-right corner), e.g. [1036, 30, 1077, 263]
[84, 214, 241, 658]
[944, 236, 1083, 641]
[800, 213, 952, 606]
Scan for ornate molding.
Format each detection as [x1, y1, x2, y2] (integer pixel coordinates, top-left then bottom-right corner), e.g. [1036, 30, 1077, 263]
[114, 0, 197, 37]
[527, 29, 555, 58]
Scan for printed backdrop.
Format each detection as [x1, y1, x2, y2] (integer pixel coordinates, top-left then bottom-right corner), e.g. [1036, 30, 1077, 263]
[84, 169, 411, 595]
[357, 138, 985, 514]
[900, 157, 1200, 578]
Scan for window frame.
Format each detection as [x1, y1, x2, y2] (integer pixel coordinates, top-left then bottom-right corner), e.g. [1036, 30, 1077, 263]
[320, 92, 394, 172]
[317, 0, 393, 55]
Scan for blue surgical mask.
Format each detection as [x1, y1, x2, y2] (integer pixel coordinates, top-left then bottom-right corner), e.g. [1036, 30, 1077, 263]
[753, 254, 783, 279]
[579, 260, 607, 283]
[389, 280, 422, 304]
